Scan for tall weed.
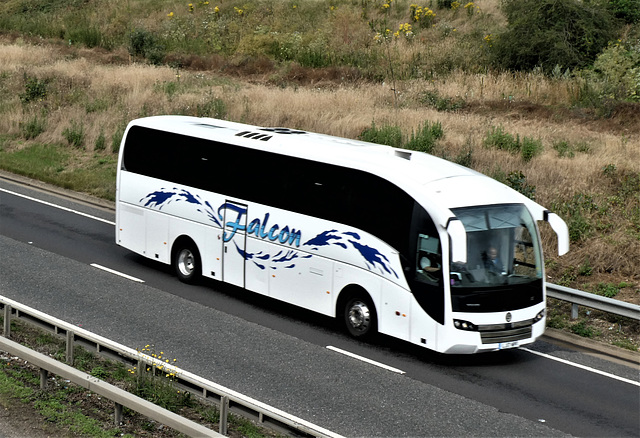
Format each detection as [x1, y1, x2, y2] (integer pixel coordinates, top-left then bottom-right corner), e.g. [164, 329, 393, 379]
[21, 114, 47, 140]
[405, 121, 444, 153]
[358, 122, 403, 148]
[62, 121, 85, 149]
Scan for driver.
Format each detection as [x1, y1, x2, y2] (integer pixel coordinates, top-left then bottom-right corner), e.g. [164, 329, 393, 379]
[483, 246, 504, 274]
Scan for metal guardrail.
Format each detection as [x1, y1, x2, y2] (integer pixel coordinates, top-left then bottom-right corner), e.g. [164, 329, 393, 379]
[547, 283, 640, 321]
[0, 335, 223, 437]
[2, 287, 637, 436]
[0, 295, 342, 438]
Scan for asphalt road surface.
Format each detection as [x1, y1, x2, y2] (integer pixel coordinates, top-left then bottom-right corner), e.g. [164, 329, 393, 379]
[1, 176, 638, 437]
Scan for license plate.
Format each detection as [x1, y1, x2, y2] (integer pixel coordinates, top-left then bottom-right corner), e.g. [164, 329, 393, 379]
[499, 341, 519, 350]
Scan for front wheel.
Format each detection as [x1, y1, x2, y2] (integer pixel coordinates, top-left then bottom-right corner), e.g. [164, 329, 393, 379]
[343, 295, 377, 338]
[173, 241, 201, 284]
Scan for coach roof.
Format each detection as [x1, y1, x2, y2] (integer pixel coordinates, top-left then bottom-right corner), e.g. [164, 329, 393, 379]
[132, 115, 477, 188]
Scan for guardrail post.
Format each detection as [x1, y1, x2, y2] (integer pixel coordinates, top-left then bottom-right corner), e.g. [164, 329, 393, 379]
[66, 330, 74, 365]
[219, 395, 229, 436]
[40, 368, 48, 389]
[115, 402, 123, 425]
[571, 303, 579, 320]
[3, 305, 11, 337]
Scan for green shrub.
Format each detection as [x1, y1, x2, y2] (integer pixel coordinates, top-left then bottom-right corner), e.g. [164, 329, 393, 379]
[90, 366, 108, 379]
[21, 114, 47, 140]
[552, 140, 591, 158]
[419, 90, 465, 112]
[62, 121, 85, 149]
[66, 26, 102, 48]
[569, 213, 591, 242]
[612, 338, 639, 351]
[552, 193, 598, 242]
[453, 148, 473, 168]
[591, 44, 640, 101]
[85, 98, 110, 113]
[593, 282, 620, 298]
[437, 0, 454, 8]
[129, 28, 153, 57]
[94, 130, 106, 151]
[19, 75, 47, 103]
[493, 0, 618, 72]
[602, 164, 640, 199]
[484, 126, 542, 161]
[358, 122, 403, 148]
[520, 136, 543, 162]
[571, 320, 598, 338]
[405, 121, 444, 153]
[196, 97, 227, 119]
[128, 28, 166, 65]
[608, 0, 640, 23]
[484, 126, 520, 152]
[578, 259, 593, 276]
[111, 124, 126, 154]
[552, 141, 574, 158]
[505, 171, 536, 200]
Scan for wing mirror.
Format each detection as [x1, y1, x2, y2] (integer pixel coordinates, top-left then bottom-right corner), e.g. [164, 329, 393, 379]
[447, 218, 467, 264]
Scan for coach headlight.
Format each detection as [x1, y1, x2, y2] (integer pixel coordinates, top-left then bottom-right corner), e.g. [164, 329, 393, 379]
[534, 309, 545, 323]
[454, 319, 477, 331]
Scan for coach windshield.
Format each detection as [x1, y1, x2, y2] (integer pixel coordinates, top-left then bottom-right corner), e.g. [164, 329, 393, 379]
[448, 204, 543, 311]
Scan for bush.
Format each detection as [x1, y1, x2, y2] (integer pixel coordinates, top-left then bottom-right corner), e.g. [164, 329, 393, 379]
[484, 126, 542, 161]
[591, 44, 640, 101]
[552, 193, 599, 242]
[520, 136, 543, 162]
[94, 131, 106, 151]
[506, 171, 536, 200]
[608, 0, 640, 23]
[593, 282, 620, 298]
[484, 125, 520, 152]
[19, 75, 47, 103]
[571, 320, 598, 338]
[493, 0, 619, 73]
[436, 0, 454, 8]
[111, 124, 125, 154]
[128, 28, 166, 65]
[358, 122, 403, 148]
[62, 121, 85, 149]
[21, 114, 47, 140]
[196, 97, 227, 119]
[419, 90, 465, 112]
[405, 121, 444, 153]
[66, 26, 102, 48]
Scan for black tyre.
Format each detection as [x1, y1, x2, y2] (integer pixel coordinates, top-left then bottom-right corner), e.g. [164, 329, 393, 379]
[343, 294, 377, 338]
[173, 240, 201, 284]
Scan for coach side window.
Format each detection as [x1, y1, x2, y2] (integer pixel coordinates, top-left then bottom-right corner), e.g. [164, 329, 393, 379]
[416, 234, 442, 285]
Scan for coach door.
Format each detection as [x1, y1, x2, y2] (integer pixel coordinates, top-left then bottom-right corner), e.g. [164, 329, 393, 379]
[221, 201, 247, 288]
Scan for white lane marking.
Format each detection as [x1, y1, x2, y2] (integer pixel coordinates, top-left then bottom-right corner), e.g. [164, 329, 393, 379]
[327, 346, 405, 374]
[0, 187, 115, 225]
[521, 347, 640, 387]
[90, 264, 145, 283]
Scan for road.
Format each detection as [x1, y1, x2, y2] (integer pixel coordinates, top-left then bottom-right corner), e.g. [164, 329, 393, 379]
[1, 175, 639, 437]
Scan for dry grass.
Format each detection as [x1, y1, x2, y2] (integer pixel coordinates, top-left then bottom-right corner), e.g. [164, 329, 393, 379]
[0, 36, 638, 307]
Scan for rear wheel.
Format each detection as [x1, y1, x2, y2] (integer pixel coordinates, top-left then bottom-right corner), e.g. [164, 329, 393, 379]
[343, 294, 377, 338]
[173, 240, 201, 284]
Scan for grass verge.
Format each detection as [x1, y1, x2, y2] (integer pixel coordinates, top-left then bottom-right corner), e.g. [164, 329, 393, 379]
[0, 318, 279, 438]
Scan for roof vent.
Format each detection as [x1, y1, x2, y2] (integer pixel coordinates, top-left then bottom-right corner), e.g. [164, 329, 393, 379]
[260, 127, 307, 135]
[235, 131, 272, 141]
[395, 150, 412, 160]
